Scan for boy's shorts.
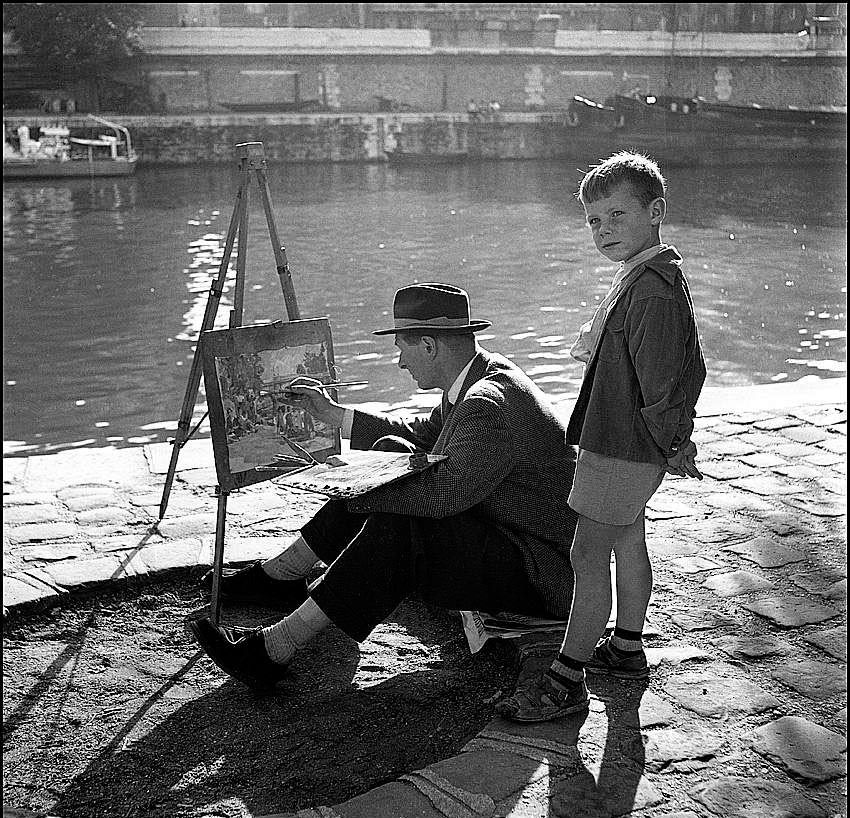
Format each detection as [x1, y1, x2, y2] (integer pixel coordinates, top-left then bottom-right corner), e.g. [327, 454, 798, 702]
[568, 448, 665, 526]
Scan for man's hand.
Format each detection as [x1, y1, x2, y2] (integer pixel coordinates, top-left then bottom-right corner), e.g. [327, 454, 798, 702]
[665, 439, 703, 479]
[284, 377, 346, 428]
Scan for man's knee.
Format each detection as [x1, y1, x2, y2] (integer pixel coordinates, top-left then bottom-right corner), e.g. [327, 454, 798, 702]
[371, 435, 417, 453]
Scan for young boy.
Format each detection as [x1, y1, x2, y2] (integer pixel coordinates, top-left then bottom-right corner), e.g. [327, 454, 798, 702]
[498, 151, 706, 722]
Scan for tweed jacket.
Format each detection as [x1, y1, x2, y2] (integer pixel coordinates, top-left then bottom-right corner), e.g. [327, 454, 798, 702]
[346, 348, 578, 618]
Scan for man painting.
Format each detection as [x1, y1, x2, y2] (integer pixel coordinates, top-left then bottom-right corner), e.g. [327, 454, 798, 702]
[190, 283, 577, 693]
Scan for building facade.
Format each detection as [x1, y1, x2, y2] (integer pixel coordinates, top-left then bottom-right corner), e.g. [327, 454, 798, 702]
[3, 3, 846, 115]
[138, 3, 846, 36]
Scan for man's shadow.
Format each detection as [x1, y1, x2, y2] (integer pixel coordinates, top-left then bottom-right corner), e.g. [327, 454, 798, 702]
[50, 599, 506, 818]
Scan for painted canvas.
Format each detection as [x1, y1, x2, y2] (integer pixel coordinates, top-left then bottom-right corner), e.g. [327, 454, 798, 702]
[201, 318, 341, 491]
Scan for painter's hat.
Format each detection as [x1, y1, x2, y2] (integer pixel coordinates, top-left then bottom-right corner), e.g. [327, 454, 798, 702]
[372, 283, 491, 335]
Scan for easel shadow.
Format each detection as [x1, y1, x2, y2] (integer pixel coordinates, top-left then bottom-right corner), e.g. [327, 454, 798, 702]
[3, 529, 162, 750]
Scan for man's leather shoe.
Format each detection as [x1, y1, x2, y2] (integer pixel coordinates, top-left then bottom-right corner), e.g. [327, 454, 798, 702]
[203, 560, 310, 612]
[189, 617, 290, 692]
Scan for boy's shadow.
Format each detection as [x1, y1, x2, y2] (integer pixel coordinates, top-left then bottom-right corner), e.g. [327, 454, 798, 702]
[494, 650, 651, 818]
[549, 675, 652, 817]
[51, 600, 504, 818]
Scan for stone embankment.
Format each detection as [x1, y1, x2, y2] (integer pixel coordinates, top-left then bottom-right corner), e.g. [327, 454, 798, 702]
[2, 378, 847, 817]
[2, 111, 572, 165]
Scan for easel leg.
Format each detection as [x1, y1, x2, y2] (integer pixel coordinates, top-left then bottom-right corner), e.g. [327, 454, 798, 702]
[158, 161, 251, 521]
[232, 167, 249, 326]
[160, 142, 306, 626]
[253, 164, 301, 320]
[210, 487, 229, 625]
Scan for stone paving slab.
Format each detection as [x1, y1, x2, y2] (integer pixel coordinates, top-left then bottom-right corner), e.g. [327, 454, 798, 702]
[741, 595, 842, 628]
[645, 645, 712, 667]
[663, 664, 782, 716]
[643, 726, 725, 768]
[781, 494, 847, 517]
[690, 776, 828, 817]
[709, 635, 793, 659]
[770, 659, 847, 701]
[3, 379, 848, 818]
[669, 555, 727, 574]
[752, 716, 847, 784]
[669, 609, 740, 632]
[703, 570, 775, 597]
[721, 537, 806, 568]
[803, 626, 847, 662]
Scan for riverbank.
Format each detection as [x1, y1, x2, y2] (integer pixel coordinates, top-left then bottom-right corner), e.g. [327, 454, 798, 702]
[2, 378, 846, 817]
[2, 111, 572, 165]
[4, 109, 846, 167]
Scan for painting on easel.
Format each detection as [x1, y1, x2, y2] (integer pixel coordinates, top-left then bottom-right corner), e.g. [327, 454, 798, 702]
[201, 318, 341, 491]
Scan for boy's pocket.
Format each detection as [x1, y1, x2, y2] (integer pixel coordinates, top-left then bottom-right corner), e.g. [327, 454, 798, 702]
[598, 324, 626, 363]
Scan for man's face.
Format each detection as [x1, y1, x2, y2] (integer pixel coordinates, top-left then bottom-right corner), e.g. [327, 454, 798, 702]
[582, 183, 664, 263]
[395, 334, 438, 389]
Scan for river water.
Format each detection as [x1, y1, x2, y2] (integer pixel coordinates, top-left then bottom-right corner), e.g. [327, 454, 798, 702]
[3, 159, 846, 456]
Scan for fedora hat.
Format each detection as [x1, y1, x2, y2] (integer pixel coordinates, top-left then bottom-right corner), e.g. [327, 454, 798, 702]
[372, 283, 491, 336]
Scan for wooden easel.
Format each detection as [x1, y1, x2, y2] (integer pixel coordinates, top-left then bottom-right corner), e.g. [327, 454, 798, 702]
[157, 141, 300, 624]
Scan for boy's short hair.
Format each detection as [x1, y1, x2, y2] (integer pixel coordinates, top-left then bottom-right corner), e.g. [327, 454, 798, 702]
[577, 151, 666, 207]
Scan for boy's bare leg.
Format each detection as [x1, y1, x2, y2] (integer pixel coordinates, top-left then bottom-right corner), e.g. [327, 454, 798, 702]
[560, 514, 620, 660]
[612, 514, 652, 632]
[560, 514, 647, 658]
[495, 514, 645, 720]
[551, 514, 647, 682]
[496, 512, 652, 721]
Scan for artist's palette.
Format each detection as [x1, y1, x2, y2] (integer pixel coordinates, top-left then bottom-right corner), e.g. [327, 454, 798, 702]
[275, 450, 446, 498]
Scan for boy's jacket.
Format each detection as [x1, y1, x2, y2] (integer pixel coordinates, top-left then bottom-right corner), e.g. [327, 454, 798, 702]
[567, 246, 706, 465]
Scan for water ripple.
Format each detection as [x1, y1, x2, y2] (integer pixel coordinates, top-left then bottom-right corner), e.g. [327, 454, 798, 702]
[3, 160, 845, 455]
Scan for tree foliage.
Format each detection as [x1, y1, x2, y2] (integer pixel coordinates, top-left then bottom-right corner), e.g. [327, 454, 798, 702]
[3, 3, 146, 79]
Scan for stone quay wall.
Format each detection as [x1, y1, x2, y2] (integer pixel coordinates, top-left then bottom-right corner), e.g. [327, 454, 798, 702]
[138, 51, 846, 114]
[129, 29, 846, 114]
[2, 112, 574, 165]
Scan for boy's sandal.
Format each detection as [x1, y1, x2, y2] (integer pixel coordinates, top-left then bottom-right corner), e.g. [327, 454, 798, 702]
[495, 676, 589, 723]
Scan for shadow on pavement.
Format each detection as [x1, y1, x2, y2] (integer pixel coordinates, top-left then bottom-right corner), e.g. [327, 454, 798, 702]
[48, 598, 509, 818]
[551, 677, 651, 817]
[492, 664, 651, 818]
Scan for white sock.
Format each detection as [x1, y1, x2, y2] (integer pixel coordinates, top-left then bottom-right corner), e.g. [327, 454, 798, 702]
[262, 597, 331, 665]
[261, 535, 319, 580]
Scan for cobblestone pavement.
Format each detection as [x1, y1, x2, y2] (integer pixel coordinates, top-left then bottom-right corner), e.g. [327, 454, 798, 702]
[3, 379, 847, 818]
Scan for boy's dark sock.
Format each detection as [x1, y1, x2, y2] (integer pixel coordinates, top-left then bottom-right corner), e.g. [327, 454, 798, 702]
[610, 626, 644, 654]
[546, 652, 586, 691]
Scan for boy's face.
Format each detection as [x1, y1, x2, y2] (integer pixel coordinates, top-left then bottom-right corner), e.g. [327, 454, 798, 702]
[582, 183, 665, 263]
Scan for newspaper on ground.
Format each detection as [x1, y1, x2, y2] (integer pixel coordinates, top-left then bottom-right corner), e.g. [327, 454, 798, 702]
[459, 610, 568, 654]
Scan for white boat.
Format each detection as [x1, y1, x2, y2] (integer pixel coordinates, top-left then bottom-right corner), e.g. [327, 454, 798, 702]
[3, 114, 138, 178]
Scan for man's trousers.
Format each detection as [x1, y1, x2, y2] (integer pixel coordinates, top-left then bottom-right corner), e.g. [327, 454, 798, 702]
[303, 498, 551, 641]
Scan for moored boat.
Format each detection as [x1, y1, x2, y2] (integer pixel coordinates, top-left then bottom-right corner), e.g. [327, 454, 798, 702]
[564, 93, 847, 166]
[3, 114, 138, 179]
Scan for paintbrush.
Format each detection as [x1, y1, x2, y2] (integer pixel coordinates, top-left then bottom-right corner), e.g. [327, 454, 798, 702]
[261, 380, 368, 396]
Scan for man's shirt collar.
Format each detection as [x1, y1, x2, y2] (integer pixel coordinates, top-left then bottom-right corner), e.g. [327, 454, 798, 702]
[446, 353, 479, 405]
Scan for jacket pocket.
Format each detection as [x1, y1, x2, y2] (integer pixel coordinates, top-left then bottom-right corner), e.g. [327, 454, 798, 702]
[598, 321, 626, 363]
